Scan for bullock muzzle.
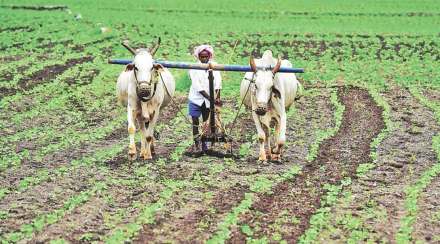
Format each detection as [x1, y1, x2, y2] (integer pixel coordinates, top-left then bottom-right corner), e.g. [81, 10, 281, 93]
[136, 82, 153, 102]
[255, 103, 267, 116]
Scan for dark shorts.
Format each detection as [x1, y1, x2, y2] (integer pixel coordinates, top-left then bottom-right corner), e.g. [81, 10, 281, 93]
[188, 101, 208, 117]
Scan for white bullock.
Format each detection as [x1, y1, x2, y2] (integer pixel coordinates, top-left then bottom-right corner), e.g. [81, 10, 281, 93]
[116, 39, 175, 160]
[240, 50, 300, 162]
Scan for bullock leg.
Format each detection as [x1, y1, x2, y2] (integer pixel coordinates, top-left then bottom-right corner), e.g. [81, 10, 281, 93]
[127, 105, 137, 160]
[276, 111, 287, 155]
[150, 128, 156, 156]
[271, 121, 282, 162]
[272, 100, 286, 161]
[144, 109, 159, 160]
[252, 111, 267, 162]
[139, 120, 150, 160]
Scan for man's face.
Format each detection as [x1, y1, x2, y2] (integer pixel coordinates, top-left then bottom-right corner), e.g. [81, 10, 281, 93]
[198, 51, 210, 63]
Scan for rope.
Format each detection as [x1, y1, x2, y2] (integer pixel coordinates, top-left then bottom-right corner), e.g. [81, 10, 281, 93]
[227, 79, 252, 137]
[157, 70, 207, 144]
[157, 70, 193, 126]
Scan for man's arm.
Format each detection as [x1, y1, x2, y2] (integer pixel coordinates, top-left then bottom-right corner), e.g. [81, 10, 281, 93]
[200, 90, 210, 100]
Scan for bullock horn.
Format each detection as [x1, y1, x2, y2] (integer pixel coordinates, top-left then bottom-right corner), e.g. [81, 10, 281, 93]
[249, 56, 257, 72]
[122, 40, 136, 55]
[272, 56, 282, 74]
[149, 37, 161, 56]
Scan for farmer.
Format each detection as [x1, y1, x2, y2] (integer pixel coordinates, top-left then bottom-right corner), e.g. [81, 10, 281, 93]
[188, 45, 222, 153]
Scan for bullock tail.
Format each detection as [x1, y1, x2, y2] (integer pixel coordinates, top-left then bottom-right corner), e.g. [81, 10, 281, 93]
[117, 94, 128, 106]
[295, 81, 304, 101]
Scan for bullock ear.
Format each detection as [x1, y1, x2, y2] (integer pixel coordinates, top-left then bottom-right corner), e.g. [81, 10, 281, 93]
[153, 63, 164, 71]
[272, 86, 281, 99]
[249, 56, 257, 72]
[272, 56, 282, 74]
[125, 63, 134, 71]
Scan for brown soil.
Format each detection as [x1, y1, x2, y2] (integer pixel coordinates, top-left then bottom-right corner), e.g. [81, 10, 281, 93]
[100, 8, 440, 18]
[314, 84, 440, 243]
[0, 55, 22, 62]
[134, 90, 336, 243]
[230, 87, 384, 242]
[0, 26, 34, 33]
[0, 97, 186, 191]
[0, 97, 186, 241]
[0, 5, 68, 11]
[422, 87, 440, 102]
[0, 56, 94, 99]
[412, 175, 440, 242]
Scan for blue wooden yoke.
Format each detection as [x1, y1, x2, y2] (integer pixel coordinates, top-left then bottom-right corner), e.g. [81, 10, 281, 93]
[108, 59, 304, 73]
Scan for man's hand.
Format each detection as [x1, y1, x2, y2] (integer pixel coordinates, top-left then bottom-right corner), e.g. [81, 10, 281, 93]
[215, 97, 222, 107]
[200, 91, 210, 100]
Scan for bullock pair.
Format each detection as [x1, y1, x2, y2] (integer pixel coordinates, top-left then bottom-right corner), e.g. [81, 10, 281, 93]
[116, 40, 300, 162]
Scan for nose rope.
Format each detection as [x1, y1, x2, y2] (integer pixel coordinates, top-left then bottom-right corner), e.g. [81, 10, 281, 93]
[248, 72, 275, 115]
[134, 67, 158, 102]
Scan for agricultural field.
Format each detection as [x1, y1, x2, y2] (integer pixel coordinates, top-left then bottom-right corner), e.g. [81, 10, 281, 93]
[0, 0, 439, 243]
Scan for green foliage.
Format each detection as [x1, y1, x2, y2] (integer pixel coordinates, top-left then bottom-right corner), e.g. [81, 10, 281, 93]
[3, 181, 107, 242]
[207, 193, 254, 244]
[299, 180, 351, 243]
[356, 163, 375, 177]
[49, 239, 68, 244]
[0, 0, 439, 242]
[241, 224, 253, 236]
[396, 135, 440, 243]
[105, 180, 186, 242]
[250, 176, 273, 193]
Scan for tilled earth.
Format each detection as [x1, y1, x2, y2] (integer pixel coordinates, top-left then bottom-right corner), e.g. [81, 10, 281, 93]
[1, 83, 439, 243]
[1, 2, 440, 243]
[314, 84, 440, 243]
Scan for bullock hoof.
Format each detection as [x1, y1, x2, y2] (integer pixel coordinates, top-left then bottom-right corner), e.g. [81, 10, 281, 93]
[128, 145, 137, 161]
[128, 152, 137, 161]
[271, 153, 282, 163]
[150, 145, 156, 156]
[258, 155, 267, 163]
[143, 154, 153, 160]
[140, 149, 153, 160]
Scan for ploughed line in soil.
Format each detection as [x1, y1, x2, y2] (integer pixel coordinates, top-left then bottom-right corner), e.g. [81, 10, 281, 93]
[305, 84, 440, 243]
[0, 56, 94, 99]
[411, 164, 440, 243]
[0, 40, 78, 81]
[41, 100, 240, 242]
[0, 58, 114, 163]
[0, 95, 121, 171]
[395, 86, 440, 243]
[134, 90, 336, 243]
[0, 97, 186, 199]
[0, 59, 110, 133]
[0, 116, 125, 197]
[98, 101, 242, 242]
[100, 7, 440, 18]
[22, 98, 195, 242]
[0, 37, 114, 103]
[1, 41, 113, 119]
[0, 5, 68, 11]
[212, 37, 440, 61]
[229, 87, 385, 242]
[0, 26, 72, 52]
[0, 99, 186, 241]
